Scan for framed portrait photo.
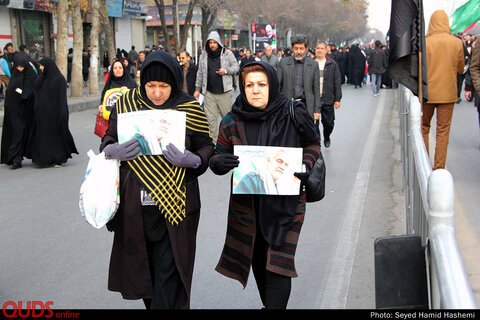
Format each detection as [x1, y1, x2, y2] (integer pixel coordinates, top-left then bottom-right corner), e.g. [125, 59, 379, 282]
[117, 109, 186, 156]
[232, 145, 303, 195]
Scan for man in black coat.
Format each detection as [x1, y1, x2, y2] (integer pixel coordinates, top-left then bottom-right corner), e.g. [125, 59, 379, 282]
[179, 51, 198, 96]
[277, 34, 321, 118]
[315, 41, 342, 148]
[239, 49, 255, 70]
[367, 40, 387, 96]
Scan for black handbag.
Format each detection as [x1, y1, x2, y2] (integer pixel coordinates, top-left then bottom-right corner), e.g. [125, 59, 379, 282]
[289, 99, 326, 202]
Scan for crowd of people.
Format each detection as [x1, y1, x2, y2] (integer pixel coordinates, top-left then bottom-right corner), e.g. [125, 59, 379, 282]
[92, 30, 382, 310]
[0, 10, 475, 309]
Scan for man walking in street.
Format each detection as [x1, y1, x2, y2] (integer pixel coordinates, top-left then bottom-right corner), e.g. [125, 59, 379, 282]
[239, 48, 255, 70]
[422, 10, 464, 170]
[179, 51, 198, 96]
[367, 40, 387, 97]
[315, 41, 342, 148]
[277, 34, 320, 120]
[194, 31, 239, 143]
[128, 45, 138, 69]
[261, 45, 279, 71]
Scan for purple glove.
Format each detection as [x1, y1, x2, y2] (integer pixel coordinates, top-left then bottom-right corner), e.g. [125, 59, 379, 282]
[163, 143, 201, 169]
[103, 138, 140, 161]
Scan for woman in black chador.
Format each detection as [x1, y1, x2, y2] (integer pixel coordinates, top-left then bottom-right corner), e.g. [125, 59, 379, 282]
[348, 45, 366, 88]
[28, 56, 78, 167]
[1, 55, 37, 169]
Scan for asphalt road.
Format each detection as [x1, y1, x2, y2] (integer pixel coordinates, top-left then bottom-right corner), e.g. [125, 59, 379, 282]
[5, 83, 476, 310]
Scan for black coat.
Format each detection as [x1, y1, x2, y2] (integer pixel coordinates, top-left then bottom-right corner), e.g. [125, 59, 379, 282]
[1, 55, 37, 164]
[100, 50, 214, 307]
[28, 57, 78, 166]
[180, 63, 198, 96]
[333, 50, 346, 83]
[239, 56, 255, 70]
[82, 53, 90, 74]
[368, 47, 387, 75]
[348, 46, 366, 86]
[319, 56, 342, 106]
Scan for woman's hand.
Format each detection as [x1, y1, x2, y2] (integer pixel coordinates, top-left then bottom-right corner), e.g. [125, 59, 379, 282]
[103, 138, 140, 161]
[294, 164, 310, 184]
[209, 153, 239, 175]
[163, 143, 201, 168]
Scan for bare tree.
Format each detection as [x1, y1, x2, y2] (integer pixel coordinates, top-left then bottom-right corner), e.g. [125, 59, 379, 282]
[198, 0, 226, 45]
[172, 0, 179, 52]
[89, 0, 100, 94]
[70, 0, 83, 97]
[227, 0, 368, 47]
[55, 0, 69, 79]
[99, 0, 116, 69]
[179, 0, 197, 51]
[154, 0, 197, 54]
[154, 0, 174, 53]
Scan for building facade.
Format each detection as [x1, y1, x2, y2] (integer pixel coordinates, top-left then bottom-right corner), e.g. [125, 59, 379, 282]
[0, 1, 249, 64]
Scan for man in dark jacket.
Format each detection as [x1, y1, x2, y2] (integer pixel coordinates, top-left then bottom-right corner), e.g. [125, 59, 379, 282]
[239, 49, 255, 69]
[315, 41, 342, 148]
[179, 51, 197, 96]
[367, 40, 386, 96]
[277, 34, 321, 118]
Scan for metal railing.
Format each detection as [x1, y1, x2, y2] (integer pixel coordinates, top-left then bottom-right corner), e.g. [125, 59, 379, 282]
[397, 85, 477, 309]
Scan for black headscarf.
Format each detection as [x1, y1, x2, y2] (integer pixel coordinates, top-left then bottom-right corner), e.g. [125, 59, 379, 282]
[232, 61, 317, 147]
[138, 50, 192, 109]
[34, 57, 68, 110]
[113, 49, 210, 225]
[233, 61, 286, 121]
[101, 58, 137, 102]
[36, 56, 64, 90]
[232, 61, 319, 247]
[11, 54, 37, 101]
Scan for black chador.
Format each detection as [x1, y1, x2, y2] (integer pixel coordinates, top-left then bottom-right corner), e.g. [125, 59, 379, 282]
[28, 56, 78, 167]
[1, 55, 37, 168]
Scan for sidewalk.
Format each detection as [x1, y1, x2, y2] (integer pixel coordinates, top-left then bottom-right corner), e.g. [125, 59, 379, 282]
[0, 81, 103, 127]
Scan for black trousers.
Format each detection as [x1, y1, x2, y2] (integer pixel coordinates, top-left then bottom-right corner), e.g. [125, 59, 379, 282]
[320, 104, 335, 140]
[142, 213, 186, 309]
[251, 201, 292, 309]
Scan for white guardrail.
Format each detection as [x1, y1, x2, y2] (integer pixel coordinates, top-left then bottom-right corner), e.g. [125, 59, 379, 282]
[397, 85, 477, 309]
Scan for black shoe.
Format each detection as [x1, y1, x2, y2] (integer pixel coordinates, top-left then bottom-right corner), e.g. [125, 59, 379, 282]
[324, 138, 331, 148]
[9, 162, 22, 169]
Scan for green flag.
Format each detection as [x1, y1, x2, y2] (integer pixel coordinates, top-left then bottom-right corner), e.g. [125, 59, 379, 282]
[450, 0, 480, 34]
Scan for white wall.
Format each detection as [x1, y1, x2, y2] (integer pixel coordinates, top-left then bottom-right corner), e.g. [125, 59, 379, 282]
[115, 16, 133, 52]
[130, 17, 145, 52]
[0, 7, 12, 50]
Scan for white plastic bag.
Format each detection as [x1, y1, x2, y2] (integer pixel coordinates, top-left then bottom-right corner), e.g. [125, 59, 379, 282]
[79, 149, 120, 229]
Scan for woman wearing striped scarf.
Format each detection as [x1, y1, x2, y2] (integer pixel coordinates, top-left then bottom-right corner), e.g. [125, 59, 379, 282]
[100, 50, 214, 309]
[209, 61, 321, 308]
